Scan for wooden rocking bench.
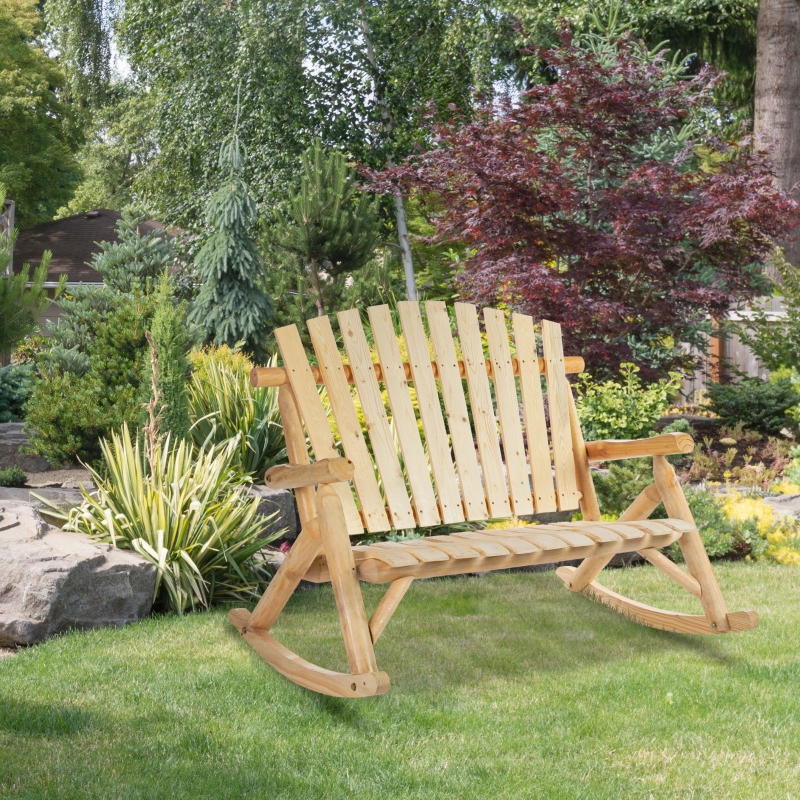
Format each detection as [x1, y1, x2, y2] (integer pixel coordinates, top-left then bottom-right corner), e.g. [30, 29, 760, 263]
[229, 302, 758, 697]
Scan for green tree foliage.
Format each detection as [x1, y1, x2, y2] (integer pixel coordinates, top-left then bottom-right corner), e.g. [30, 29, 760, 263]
[25, 292, 154, 466]
[141, 277, 191, 443]
[0, 0, 83, 226]
[735, 254, 800, 373]
[191, 132, 273, 358]
[270, 142, 382, 318]
[118, 0, 312, 229]
[88, 205, 177, 293]
[0, 186, 67, 358]
[502, 0, 758, 124]
[23, 209, 176, 465]
[57, 86, 157, 216]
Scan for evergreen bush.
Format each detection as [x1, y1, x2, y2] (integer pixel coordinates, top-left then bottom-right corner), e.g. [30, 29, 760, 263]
[705, 378, 799, 436]
[191, 132, 272, 359]
[0, 466, 27, 487]
[0, 363, 34, 422]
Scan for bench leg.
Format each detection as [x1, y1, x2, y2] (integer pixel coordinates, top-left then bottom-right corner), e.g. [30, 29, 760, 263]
[560, 459, 758, 635]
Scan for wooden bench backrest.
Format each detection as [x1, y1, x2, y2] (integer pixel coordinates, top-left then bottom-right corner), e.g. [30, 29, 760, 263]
[272, 302, 585, 535]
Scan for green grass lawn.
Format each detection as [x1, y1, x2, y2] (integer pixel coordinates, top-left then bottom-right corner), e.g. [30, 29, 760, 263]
[1, 562, 798, 799]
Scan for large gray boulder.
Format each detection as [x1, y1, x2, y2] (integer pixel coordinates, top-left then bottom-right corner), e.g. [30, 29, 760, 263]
[0, 502, 156, 646]
[249, 485, 300, 541]
[0, 423, 51, 472]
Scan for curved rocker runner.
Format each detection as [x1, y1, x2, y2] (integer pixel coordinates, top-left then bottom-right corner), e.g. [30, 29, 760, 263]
[229, 302, 758, 697]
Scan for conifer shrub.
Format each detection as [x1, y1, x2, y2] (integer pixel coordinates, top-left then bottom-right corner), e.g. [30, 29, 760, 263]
[0, 364, 34, 422]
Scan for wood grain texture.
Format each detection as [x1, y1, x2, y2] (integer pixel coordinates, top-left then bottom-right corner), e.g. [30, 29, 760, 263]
[277, 384, 316, 527]
[317, 485, 378, 674]
[249, 518, 323, 631]
[264, 457, 354, 489]
[368, 304, 440, 527]
[250, 357, 586, 388]
[397, 301, 465, 524]
[555, 568, 758, 635]
[585, 433, 694, 462]
[425, 301, 487, 520]
[566, 382, 600, 520]
[653, 455, 732, 631]
[307, 315, 390, 532]
[369, 577, 414, 643]
[513, 313, 557, 513]
[229, 608, 390, 697]
[638, 548, 702, 598]
[275, 323, 363, 534]
[484, 308, 533, 517]
[455, 303, 511, 518]
[338, 309, 416, 530]
[541, 320, 580, 510]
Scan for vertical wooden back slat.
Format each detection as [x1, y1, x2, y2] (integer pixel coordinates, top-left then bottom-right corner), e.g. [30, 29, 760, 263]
[307, 316, 391, 533]
[425, 301, 488, 520]
[368, 305, 440, 527]
[337, 309, 416, 530]
[274, 324, 364, 535]
[454, 303, 512, 518]
[484, 308, 534, 517]
[513, 313, 557, 513]
[397, 301, 465, 524]
[541, 320, 580, 510]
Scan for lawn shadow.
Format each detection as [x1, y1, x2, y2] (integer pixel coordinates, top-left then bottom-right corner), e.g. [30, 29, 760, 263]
[0, 699, 94, 736]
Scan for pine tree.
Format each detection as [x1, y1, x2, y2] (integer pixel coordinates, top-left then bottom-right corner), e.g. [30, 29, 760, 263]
[140, 274, 190, 443]
[191, 133, 272, 357]
[271, 141, 382, 317]
[89, 206, 176, 293]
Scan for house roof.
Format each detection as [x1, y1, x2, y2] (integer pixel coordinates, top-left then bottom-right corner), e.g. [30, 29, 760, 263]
[12, 209, 166, 285]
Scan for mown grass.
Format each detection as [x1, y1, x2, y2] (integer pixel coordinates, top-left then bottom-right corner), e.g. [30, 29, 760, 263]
[1, 562, 798, 799]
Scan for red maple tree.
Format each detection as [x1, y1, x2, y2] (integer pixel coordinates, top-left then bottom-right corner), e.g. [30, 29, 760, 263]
[373, 34, 800, 378]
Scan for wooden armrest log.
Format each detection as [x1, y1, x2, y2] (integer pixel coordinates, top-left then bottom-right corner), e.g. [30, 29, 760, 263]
[585, 433, 694, 463]
[251, 355, 585, 387]
[264, 457, 354, 489]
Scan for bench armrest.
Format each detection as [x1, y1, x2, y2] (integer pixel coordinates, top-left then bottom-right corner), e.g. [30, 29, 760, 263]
[264, 457, 354, 489]
[584, 432, 694, 463]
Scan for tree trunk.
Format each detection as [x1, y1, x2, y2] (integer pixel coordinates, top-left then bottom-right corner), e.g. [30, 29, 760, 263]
[309, 257, 325, 317]
[754, 0, 800, 267]
[391, 179, 418, 301]
[359, 13, 418, 301]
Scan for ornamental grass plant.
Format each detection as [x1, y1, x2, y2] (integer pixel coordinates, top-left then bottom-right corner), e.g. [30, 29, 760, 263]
[188, 352, 285, 481]
[56, 425, 272, 614]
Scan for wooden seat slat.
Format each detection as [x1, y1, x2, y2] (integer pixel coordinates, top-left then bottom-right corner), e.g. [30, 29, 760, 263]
[307, 316, 390, 532]
[274, 324, 363, 535]
[371, 541, 450, 563]
[397, 301, 465, 525]
[464, 532, 541, 555]
[541, 320, 580, 511]
[513, 313, 558, 514]
[546, 524, 622, 543]
[337, 309, 416, 530]
[368, 304, 440, 527]
[455, 303, 512, 518]
[425, 301, 488, 520]
[413, 537, 482, 560]
[443, 533, 512, 557]
[484, 308, 534, 517]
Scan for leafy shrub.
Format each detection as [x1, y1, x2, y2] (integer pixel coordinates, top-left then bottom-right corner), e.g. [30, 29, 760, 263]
[58, 426, 273, 614]
[0, 363, 34, 422]
[576, 363, 681, 441]
[188, 344, 253, 383]
[24, 293, 152, 466]
[188, 352, 285, 481]
[705, 377, 799, 436]
[592, 464, 767, 559]
[140, 277, 191, 442]
[0, 466, 27, 487]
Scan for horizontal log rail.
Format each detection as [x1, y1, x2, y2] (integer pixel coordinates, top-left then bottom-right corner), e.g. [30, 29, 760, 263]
[264, 457, 355, 490]
[584, 432, 694, 463]
[251, 355, 585, 388]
